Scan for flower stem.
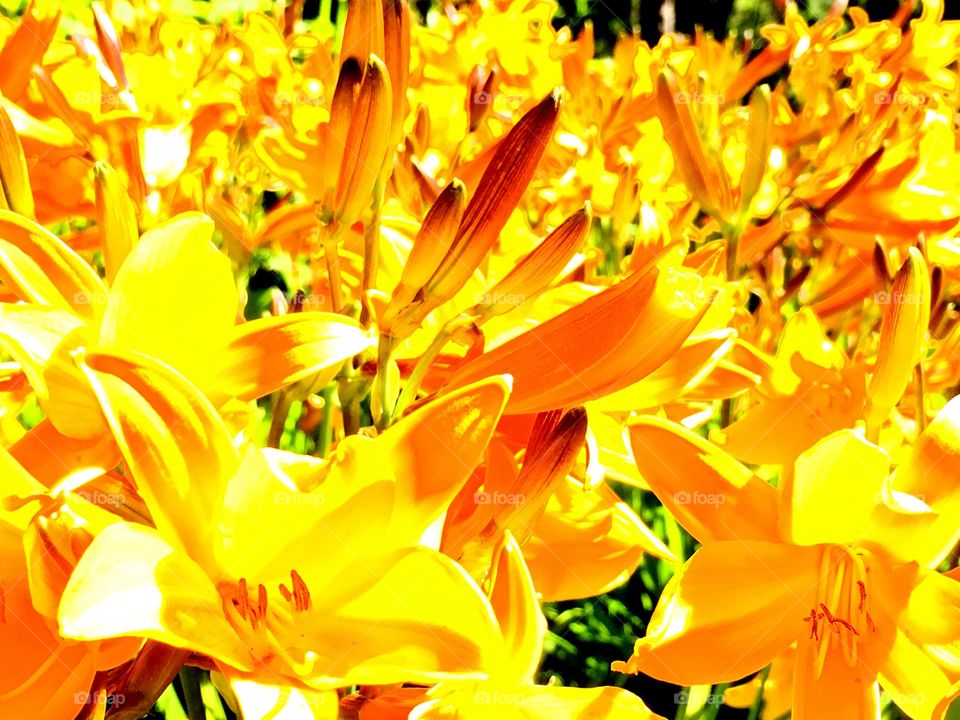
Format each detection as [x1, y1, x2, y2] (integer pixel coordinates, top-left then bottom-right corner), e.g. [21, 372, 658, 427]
[375, 333, 397, 429]
[914, 363, 927, 437]
[267, 390, 292, 448]
[177, 667, 205, 720]
[360, 180, 383, 326]
[701, 683, 729, 720]
[747, 665, 772, 720]
[317, 384, 336, 456]
[393, 324, 457, 419]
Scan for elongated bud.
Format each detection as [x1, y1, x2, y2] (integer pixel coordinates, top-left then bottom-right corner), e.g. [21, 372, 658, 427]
[502, 407, 587, 545]
[323, 57, 364, 212]
[94, 162, 138, 283]
[468, 64, 499, 132]
[427, 89, 560, 302]
[31, 66, 92, 144]
[821, 146, 884, 214]
[739, 84, 771, 216]
[0, 94, 35, 217]
[451, 407, 587, 569]
[930, 264, 943, 313]
[340, 0, 385, 66]
[92, 3, 128, 90]
[412, 103, 430, 155]
[382, 0, 410, 148]
[380, 179, 467, 335]
[867, 247, 930, 418]
[656, 69, 722, 220]
[401, 179, 467, 291]
[0, 0, 60, 101]
[611, 170, 638, 229]
[478, 204, 591, 318]
[873, 238, 892, 284]
[333, 56, 392, 227]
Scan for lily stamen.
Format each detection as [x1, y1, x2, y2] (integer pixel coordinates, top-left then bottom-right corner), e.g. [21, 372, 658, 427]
[291, 570, 311, 612]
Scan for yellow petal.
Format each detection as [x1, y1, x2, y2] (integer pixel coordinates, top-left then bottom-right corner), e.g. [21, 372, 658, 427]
[587, 330, 735, 412]
[524, 476, 675, 602]
[0, 210, 108, 322]
[783, 430, 889, 547]
[866, 566, 960, 719]
[58, 522, 253, 671]
[866, 247, 930, 426]
[211, 312, 374, 402]
[93, 162, 138, 284]
[82, 349, 239, 568]
[793, 632, 879, 720]
[98, 212, 237, 390]
[614, 541, 817, 685]
[446, 266, 711, 414]
[875, 395, 960, 567]
[0, 528, 100, 720]
[8, 419, 117, 489]
[628, 416, 780, 543]
[215, 675, 338, 720]
[321, 375, 510, 549]
[0, 92, 35, 217]
[298, 547, 503, 686]
[487, 531, 546, 683]
[417, 684, 665, 720]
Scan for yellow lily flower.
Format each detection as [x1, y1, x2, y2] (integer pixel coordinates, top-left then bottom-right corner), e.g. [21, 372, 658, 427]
[0, 210, 373, 440]
[617, 403, 960, 719]
[0, 447, 137, 719]
[341, 531, 666, 719]
[59, 349, 513, 688]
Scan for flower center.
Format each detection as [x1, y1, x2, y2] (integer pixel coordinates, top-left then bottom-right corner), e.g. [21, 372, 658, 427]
[218, 568, 314, 670]
[802, 545, 876, 678]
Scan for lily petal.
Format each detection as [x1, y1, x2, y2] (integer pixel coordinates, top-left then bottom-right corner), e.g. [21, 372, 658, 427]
[58, 522, 253, 671]
[98, 213, 237, 391]
[614, 541, 818, 685]
[628, 416, 780, 543]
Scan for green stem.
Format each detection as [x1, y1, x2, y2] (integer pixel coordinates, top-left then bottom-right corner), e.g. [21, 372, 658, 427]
[267, 390, 292, 449]
[720, 223, 742, 428]
[701, 682, 729, 720]
[914, 363, 926, 438]
[317, 209, 343, 313]
[747, 665, 772, 720]
[673, 689, 688, 720]
[375, 333, 397, 430]
[393, 326, 454, 418]
[177, 667, 205, 720]
[360, 181, 383, 326]
[317, 384, 335, 456]
[342, 397, 360, 436]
